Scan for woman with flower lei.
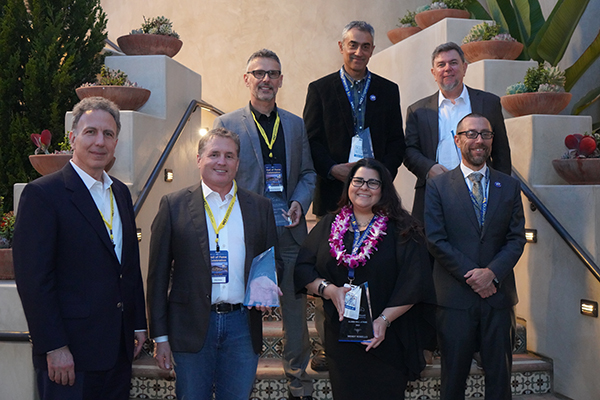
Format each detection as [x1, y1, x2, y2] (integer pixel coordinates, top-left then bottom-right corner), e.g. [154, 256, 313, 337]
[295, 158, 435, 399]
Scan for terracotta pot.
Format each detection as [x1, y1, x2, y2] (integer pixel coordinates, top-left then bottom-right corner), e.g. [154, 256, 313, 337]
[415, 9, 470, 29]
[501, 92, 572, 117]
[117, 34, 183, 57]
[387, 27, 422, 44]
[552, 158, 600, 185]
[29, 154, 72, 175]
[76, 86, 151, 111]
[461, 40, 524, 63]
[0, 248, 14, 280]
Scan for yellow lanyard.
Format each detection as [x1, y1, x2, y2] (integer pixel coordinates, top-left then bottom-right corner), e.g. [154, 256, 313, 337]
[251, 111, 280, 158]
[203, 181, 237, 252]
[98, 186, 114, 243]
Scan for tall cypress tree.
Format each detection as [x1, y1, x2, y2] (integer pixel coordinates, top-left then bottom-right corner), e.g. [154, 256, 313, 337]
[0, 0, 107, 212]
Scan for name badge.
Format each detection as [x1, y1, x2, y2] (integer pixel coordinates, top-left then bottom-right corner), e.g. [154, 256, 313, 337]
[265, 164, 284, 193]
[210, 250, 229, 284]
[348, 135, 364, 163]
[343, 283, 362, 320]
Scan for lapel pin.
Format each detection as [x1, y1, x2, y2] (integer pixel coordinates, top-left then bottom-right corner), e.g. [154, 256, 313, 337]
[370, 95, 376, 101]
[495, 181, 501, 188]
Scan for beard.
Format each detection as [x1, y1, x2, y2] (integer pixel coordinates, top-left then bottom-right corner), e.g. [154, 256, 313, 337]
[463, 145, 491, 167]
[440, 77, 460, 93]
[254, 84, 276, 101]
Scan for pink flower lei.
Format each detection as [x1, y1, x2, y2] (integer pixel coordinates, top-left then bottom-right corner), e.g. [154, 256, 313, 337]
[328, 205, 388, 270]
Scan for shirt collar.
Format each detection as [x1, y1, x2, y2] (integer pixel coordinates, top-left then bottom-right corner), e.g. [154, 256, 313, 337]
[341, 66, 369, 84]
[201, 180, 235, 201]
[460, 162, 488, 180]
[249, 101, 278, 119]
[70, 160, 113, 191]
[438, 84, 469, 107]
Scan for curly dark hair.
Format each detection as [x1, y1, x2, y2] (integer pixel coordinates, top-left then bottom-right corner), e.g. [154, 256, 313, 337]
[336, 158, 422, 240]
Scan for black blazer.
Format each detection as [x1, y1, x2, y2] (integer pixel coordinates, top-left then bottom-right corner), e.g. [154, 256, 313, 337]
[146, 184, 280, 354]
[13, 163, 146, 371]
[404, 86, 512, 222]
[303, 71, 405, 216]
[424, 167, 525, 310]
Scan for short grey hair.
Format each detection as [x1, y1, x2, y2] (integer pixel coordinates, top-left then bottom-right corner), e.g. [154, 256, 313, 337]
[246, 49, 281, 69]
[71, 97, 121, 137]
[341, 21, 375, 42]
[431, 42, 466, 66]
[197, 127, 241, 157]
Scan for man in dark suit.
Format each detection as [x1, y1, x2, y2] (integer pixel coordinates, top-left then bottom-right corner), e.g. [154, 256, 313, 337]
[424, 113, 526, 400]
[303, 20, 405, 370]
[304, 20, 405, 218]
[147, 127, 282, 400]
[213, 49, 316, 400]
[13, 97, 147, 400]
[405, 42, 512, 223]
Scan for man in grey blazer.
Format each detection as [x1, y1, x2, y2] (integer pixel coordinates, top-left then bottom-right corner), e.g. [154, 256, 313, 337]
[147, 128, 282, 400]
[425, 113, 526, 400]
[213, 49, 316, 400]
[405, 42, 512, 224]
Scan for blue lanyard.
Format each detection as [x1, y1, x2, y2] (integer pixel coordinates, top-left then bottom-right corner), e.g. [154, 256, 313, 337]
[340, 68, 371, 131]
[468, 169, 489, 226]
[348, 214, 375, 281]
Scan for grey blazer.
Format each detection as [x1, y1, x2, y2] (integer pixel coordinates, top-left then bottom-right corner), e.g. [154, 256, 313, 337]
[214, 104, 316, 244]
[146, 184, 279, 354]
[424, 167, 525, 310]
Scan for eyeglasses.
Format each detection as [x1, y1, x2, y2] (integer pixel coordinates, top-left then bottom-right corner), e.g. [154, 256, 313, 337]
[351, 177, 382, 190]
[246, 70, 281, 80]
[456, 130, 494, 140]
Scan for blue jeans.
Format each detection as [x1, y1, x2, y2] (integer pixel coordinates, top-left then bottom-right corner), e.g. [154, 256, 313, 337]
[173, 307, 259, 400]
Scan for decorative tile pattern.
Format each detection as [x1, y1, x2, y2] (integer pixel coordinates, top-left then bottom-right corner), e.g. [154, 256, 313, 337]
[261, 336, 284, 359]
[130, 377, 176, 399]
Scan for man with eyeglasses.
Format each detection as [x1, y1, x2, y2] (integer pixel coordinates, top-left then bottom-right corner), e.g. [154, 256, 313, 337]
[214, 49, 316, 400]
[404, 42, 512, 224]
[424, 113, 525, 400]
[303, 20, 405, 372]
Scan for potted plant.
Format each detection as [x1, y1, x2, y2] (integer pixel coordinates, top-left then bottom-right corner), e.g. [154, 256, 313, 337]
[501, 63, 572, 117]
[117, 16, 182, 57]
[28, 130, 73, 176]
[76, 65, 151, 111]
[415, 0, 470, 30]
[552, 130, 600, 184]
[387, 10, 422, 44]
[0, 196, 15, 280]
[461, 21, 523, 63]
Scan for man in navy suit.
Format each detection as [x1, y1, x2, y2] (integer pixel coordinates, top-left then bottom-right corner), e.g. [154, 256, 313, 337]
[405, 42, 512, 224]
[425, 113, 526, 400]
[13, 97, 147, 400]
[213, 49, 316, 400]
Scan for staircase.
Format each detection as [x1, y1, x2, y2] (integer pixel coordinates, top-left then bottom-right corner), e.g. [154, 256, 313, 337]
[130, 299, 563, 400]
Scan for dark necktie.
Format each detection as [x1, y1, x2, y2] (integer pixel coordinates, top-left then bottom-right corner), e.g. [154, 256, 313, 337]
[468, 172, 484, 225]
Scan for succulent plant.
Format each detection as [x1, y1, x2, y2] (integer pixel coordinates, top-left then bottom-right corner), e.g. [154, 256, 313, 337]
[563, 132, 600, 158]
[79, 65, 140, 88]
[506, 83, 528, 95]
[430, 2, 449, 10]
[491, 33, 517, 42]
[462, 21, 501, 44]
[416, 4, 431, 13]
[538, 83, 566, 93]
[130, 16, 180, 39]
[398, 10, 417, 27]
[544, 65, 566, 88]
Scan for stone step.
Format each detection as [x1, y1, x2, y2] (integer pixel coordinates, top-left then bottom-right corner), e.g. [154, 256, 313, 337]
[130, 351, 553, 399]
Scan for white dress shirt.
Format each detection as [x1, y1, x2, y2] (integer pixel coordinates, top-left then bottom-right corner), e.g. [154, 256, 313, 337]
[70, 160, 122, 263]
[202, 181, 246, 305]
[437, 84, 472, 170]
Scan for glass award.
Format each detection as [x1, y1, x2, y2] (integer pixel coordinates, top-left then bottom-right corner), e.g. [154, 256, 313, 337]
[339, 281, 374, 342]
[243, 246, 280, 307]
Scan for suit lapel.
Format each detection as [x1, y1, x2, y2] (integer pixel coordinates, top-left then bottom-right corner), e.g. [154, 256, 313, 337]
[426, 92, 440, 152]
[467, 86, 484, 114]
[332, 74, 355, 138]
[242, 104, 266, 180]
[449, 168, 481, 231]
[238, 190, 255, 283]
[112, 183, 132, 266]
[186, 184, 212, 268]
[278, 110, 294, 185]
[481, 168, 502, 237]
[63, 164, 120, 260]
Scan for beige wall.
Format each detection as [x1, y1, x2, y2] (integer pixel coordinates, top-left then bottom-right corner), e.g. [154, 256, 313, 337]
[100, 0, 423, 117]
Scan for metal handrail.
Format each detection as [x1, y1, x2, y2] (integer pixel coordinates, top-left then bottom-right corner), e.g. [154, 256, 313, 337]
[512, 168, 600, 282]
[0, 331, 29, 342]
[133, 99, 224, 216]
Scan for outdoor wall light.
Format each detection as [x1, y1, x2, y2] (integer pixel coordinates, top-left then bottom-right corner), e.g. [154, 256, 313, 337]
[164, 169, 174, 182]
[525, 229, 537, 243]
[199, 127, 209, 136]
[581, 300, 598, 317]
[136, 228, 142, 242]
